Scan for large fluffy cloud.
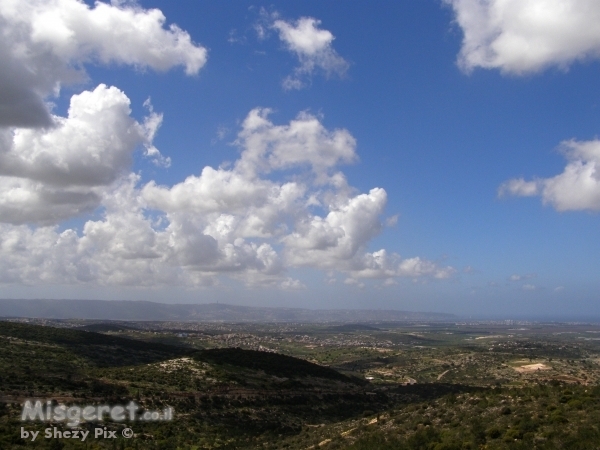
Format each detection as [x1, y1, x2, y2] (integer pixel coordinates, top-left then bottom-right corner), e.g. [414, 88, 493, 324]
[141, 110, 405, 284]
[445, 0, 600, 74]
[0, 84, 164, 224]
[0, 109, 454, 288]
[2, 84, 157, 187]
[268, 16, 349, 90]
[0, 0, 203, 224]
[0, 0, 207, 127]
[499, 139, 600, 211]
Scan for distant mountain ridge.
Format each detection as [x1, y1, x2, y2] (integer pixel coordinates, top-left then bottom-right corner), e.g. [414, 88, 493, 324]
[0, 299, 455, 322]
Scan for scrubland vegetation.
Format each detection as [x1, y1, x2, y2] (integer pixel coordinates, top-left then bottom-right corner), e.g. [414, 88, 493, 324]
[2, 319, 600, 448]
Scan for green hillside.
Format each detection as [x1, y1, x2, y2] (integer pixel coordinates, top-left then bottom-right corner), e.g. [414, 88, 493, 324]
[0, 321, 390, 449]
[4, 320, 600, 449]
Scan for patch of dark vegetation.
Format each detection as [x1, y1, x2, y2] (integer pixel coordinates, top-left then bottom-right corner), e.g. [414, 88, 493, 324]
[195, 347, 363, 384]
[388, 382, 486, 401]
[0, 321, 190, 367]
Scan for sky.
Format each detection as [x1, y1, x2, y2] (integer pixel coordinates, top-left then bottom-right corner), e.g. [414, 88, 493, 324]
[1, 0, 600, 317]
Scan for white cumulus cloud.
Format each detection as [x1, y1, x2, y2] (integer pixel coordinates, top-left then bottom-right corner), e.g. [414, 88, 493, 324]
[0, 109, 455, 288]
[0, 0, 207, 127]
[0, 0, 203, 224]
[235, 108, 357, 179]
[0, 84, 165, 224]
[499, 139, 600, 211]
[445, 0, 600, 74]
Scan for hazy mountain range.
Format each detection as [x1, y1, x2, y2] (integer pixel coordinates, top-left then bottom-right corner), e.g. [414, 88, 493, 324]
[0, 299, 454, 322]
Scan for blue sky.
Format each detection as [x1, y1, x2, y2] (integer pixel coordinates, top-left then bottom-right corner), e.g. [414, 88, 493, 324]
[1, 0, 600, 317]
